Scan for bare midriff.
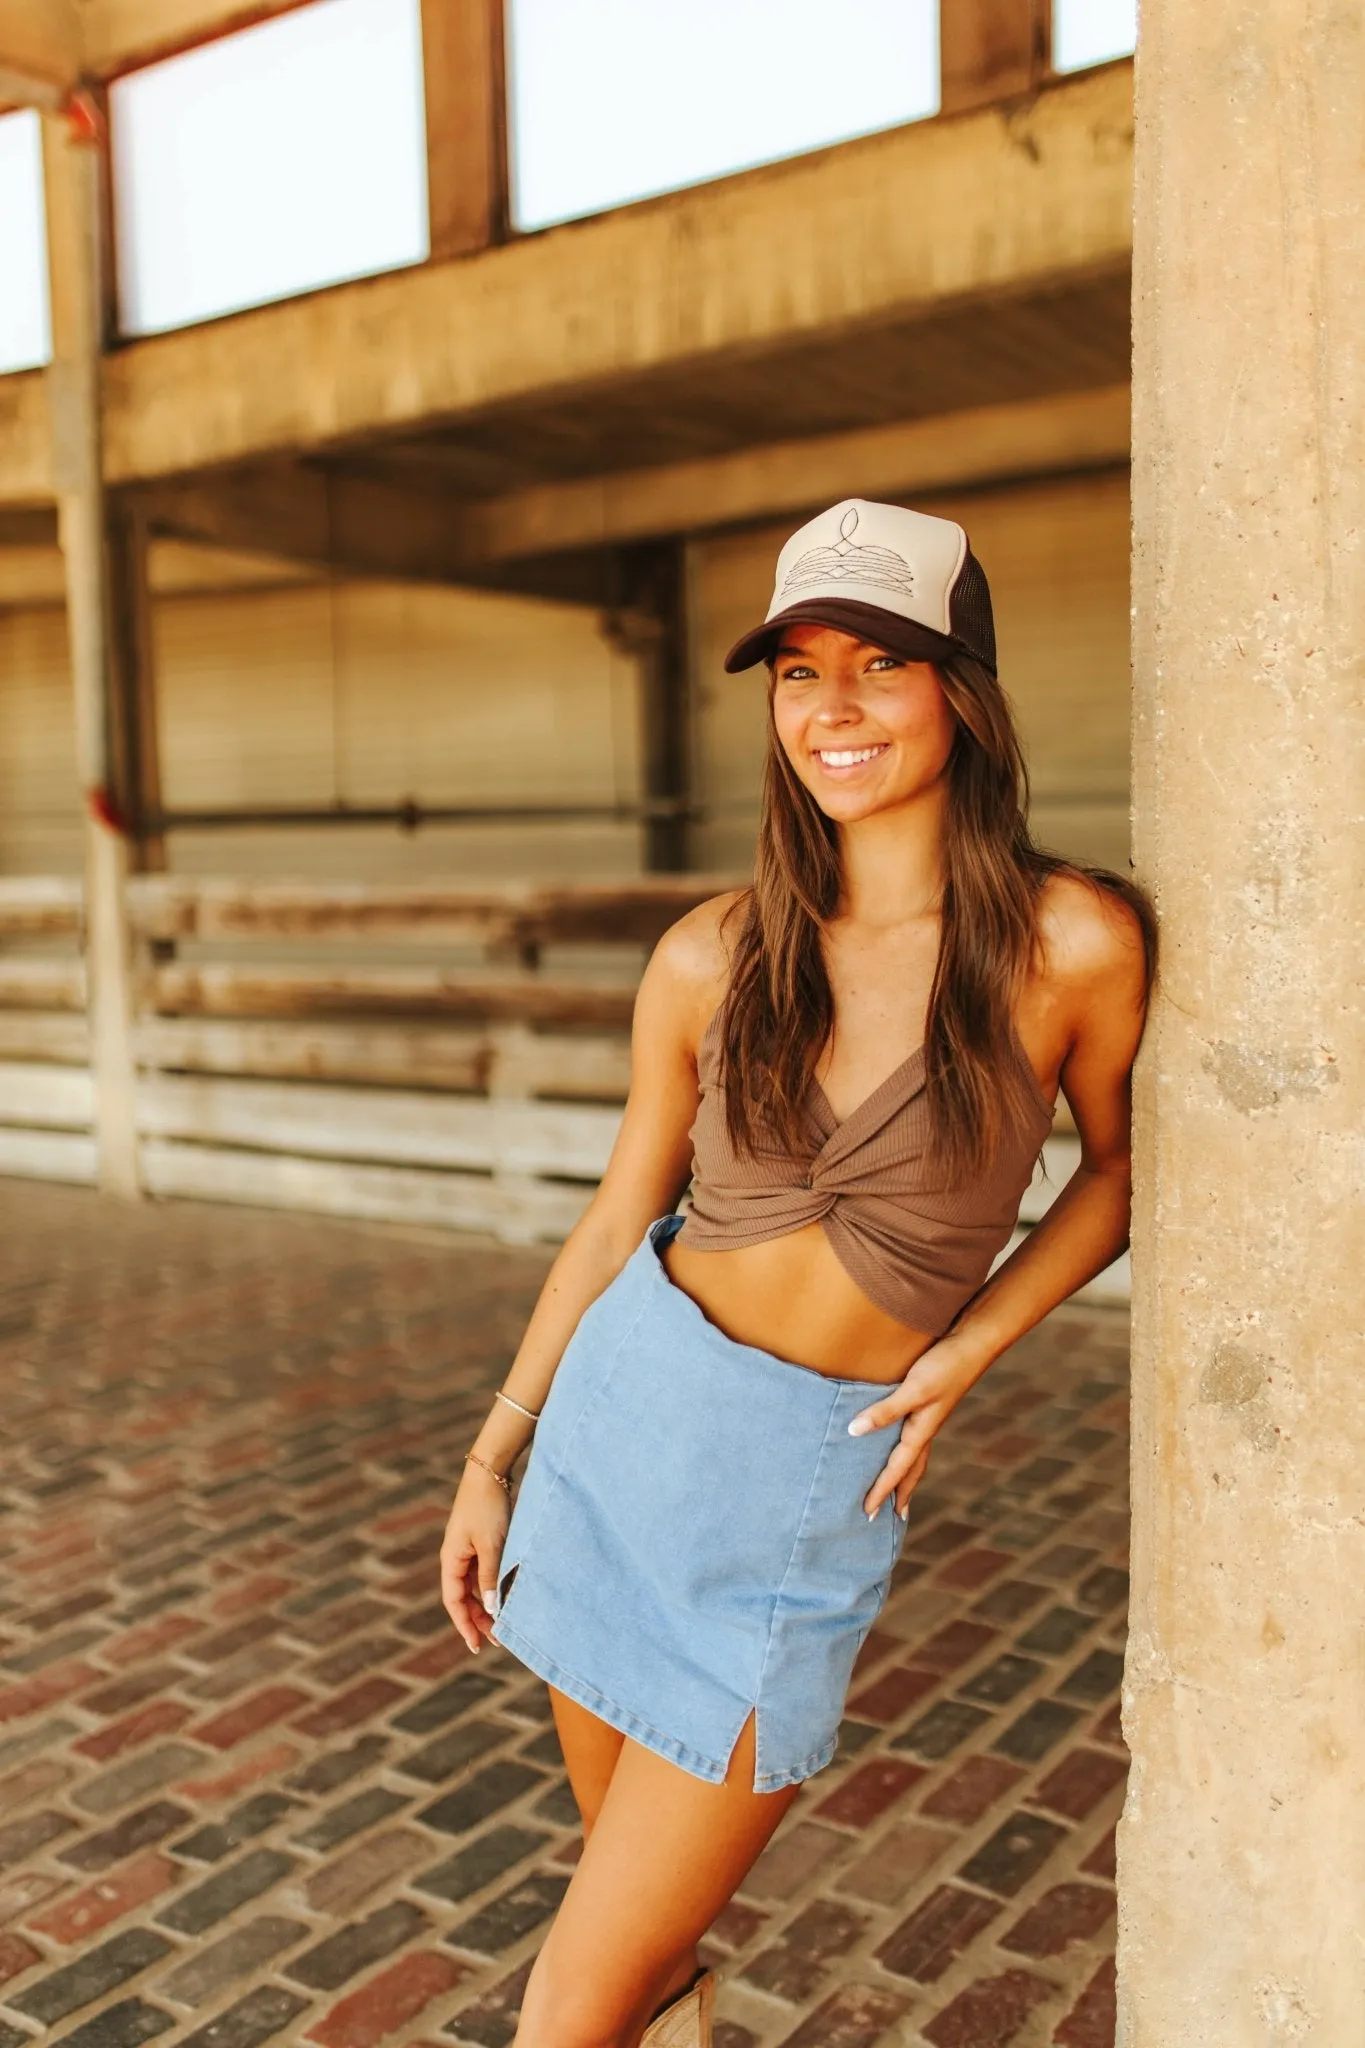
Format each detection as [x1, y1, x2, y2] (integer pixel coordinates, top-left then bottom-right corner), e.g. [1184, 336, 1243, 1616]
[660, 1220, 937, 1384]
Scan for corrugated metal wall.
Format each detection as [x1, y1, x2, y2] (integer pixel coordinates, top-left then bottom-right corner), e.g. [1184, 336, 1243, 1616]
[0, 467, 1129, 884]
[0, 566, 643, 881]
[156, 577, 644, 881]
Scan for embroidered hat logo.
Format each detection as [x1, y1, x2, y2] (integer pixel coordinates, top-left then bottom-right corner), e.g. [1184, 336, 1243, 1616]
[779, 506, 917, 602]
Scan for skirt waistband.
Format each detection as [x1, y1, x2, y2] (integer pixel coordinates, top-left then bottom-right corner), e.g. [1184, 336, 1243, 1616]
[634, 1212, 895, 1409]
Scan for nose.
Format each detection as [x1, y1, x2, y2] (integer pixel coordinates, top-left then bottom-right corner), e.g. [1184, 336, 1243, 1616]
[809, 674, 862, 725]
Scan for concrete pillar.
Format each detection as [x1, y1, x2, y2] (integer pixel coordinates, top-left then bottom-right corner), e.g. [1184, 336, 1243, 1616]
[1124, 4, 1364, 2039]
[43, 98, 141, 1196]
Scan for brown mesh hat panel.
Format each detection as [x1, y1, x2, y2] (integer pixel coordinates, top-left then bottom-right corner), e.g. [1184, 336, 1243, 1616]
[947, 550, 997, 673]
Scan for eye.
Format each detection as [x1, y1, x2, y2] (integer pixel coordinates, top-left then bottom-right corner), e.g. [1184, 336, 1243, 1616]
[866, 654, 903, 671]
[776, 663, 818, 682]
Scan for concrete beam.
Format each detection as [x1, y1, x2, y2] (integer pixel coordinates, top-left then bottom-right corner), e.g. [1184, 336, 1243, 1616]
[1, 1, 312, 94]
[1, 382, 1129, 605]
[93, 64, 1132, 486]
[1125, 0, 1365, 2037]
[462, 384, 1131, 562]
[0, 371, 55, 506]
[140, 465, 610, 605]
[0, 538, 322, 607]
[0, 0, 78, 101]
[76, 0, 309, 78]
[0, 61, 66, 107]
[142, 380, 1130, 593]
[139, 465, 464, 583]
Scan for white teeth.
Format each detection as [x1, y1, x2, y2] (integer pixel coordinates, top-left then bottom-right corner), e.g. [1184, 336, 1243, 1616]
[817, 746, 886, 767]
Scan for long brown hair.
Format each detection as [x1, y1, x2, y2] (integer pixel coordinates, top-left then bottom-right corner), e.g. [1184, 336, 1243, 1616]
[718, 651, 1157, 1183]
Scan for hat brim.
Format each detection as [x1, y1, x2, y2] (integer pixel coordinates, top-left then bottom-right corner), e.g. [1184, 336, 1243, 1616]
[723, 598, 961, 675]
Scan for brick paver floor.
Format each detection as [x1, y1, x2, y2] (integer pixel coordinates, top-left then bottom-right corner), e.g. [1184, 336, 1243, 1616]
[0, 1181, 1129, 2048]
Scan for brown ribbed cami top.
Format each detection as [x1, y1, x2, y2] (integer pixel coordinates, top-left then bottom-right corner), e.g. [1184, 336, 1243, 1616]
[682, 1007, 1055, 1336]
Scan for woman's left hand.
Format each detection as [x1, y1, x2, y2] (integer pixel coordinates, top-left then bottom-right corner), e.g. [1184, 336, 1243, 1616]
[848, 1337, 988, 1519]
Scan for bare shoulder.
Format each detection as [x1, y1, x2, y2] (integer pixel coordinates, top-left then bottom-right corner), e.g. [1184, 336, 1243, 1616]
[1034, 869, 1149, 1012]
[652, 887, 749, 980]
[639, 888, 751, 1050]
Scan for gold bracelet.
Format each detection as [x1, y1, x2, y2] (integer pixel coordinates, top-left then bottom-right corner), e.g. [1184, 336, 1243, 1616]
[465, 1450, 512, 1497]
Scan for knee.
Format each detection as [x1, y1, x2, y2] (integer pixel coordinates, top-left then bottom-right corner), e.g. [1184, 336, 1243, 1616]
[514, 1961, 633, 2048]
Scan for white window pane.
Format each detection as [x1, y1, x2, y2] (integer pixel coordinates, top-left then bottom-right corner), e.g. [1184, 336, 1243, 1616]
[508, 0, 939, 233]
[111, 0, 429, 338]
[1053, 0, 1137, 74]
[0, 111, 51, 374]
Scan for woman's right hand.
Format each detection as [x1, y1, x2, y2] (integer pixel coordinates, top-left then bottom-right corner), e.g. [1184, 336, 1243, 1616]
[440, 1464, 511, 1655]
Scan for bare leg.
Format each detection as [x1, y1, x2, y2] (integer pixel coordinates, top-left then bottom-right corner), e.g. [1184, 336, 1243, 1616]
[550, 1686, 625, 1842]
[549, 1689, 697, 2020]
[516, 1709, 799, 2048]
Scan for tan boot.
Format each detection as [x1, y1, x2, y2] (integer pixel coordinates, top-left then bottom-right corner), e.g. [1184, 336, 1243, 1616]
[639, 1966, 716, 2048]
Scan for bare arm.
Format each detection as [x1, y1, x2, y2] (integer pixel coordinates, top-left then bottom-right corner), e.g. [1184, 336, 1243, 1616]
[439, 897, 735, 1647]
[855, 881, 1150, 1516]
[937, 888, 1148, 1369]
[467, 925, 714, 1471]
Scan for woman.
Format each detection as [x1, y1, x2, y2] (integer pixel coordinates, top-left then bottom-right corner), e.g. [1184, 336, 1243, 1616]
[440, 498, 1154, 2048]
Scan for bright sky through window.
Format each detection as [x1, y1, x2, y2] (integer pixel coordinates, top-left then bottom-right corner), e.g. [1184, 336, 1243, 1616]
[0, 111, 51, 375]
[507, 0, 939, 234]
[1053, 0, 1137, 73]
[110, 0, 429, 338]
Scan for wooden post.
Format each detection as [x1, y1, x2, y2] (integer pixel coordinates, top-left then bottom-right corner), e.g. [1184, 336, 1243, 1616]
[420, 0, 508, 261]
[610, 543, 692, 874]
[43, 95, 141, 1197]
[939, 0, 1051, 115]
[485, 1019, 542, 1245]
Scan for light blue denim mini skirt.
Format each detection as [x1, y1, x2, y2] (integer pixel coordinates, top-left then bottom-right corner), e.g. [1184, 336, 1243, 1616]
[489, 1214, 906, 1793]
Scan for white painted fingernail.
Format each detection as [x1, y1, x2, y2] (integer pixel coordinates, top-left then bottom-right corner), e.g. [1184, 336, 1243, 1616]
[848, 1416, 871, 1437]
[481, 1591, 496, 1615]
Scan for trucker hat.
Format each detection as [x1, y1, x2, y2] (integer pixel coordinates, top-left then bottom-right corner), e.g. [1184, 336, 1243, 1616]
[723, 499, 997, 677]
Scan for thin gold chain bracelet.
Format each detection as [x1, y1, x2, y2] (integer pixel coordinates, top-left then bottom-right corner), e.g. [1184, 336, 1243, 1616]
[465, 1450, 512, 1497]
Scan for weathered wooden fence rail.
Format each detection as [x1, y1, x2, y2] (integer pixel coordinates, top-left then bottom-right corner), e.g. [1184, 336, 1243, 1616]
[115, 875, 719, 1237]
[0, 879, 95, 1183]
[128, 875, 727, 950]
[0, 874, 727, 1238]
[0, 874, 1124, 1298]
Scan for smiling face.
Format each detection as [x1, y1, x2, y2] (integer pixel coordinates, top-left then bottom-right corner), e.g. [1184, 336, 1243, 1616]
[769, 623, 958, 825]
